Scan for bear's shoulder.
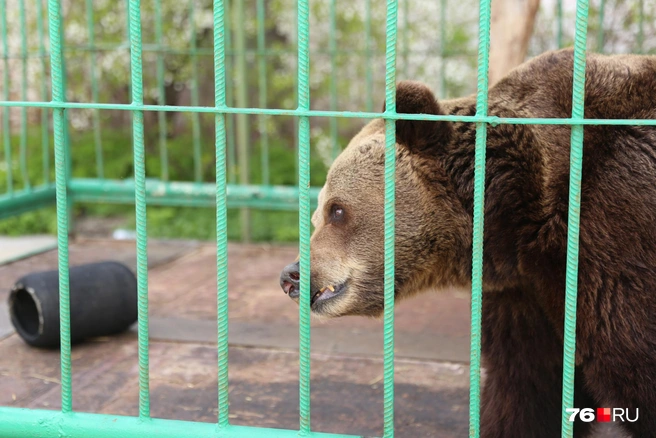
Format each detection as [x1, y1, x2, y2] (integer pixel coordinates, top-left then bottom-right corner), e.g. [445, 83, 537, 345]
[488, 49, 656, 120]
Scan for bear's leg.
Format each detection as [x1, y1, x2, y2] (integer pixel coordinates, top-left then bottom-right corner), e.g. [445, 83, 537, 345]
[480, 289, 596, 438]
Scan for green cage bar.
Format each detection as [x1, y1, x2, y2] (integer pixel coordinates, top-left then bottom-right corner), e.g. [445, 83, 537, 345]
[19, 0, 30, 191]
[0, 409, 357, 438]
[383, 0, 397, 436]
[560, 0, 589, 436]
[213, 0, 230, 428]
[0, 186, 56, 221]
[597, 0, 605, 52]
[234, 0, 250, 242]
[125, 0, 131, 103]
[224, 0, 237, 186]
[68, 179, 320, 210]
[37, 0, 50, 185]
[47, 0, 73, 414]
[60, 0, 73, 234]
[297, 0, 312, 433]
[2, 100, 656, 126]
[293, 7, 299, 188]
[402, 0, 408, 78]
[189, 0, 203, 183]
[127, 0, 151, 419]
[154, 0, 169, 181]
[1, 0, 12, 195]
[637, 0, 644, 54]
[329, 0, 338, 160]
[256, 0, 269, 185]
[469, 0, 492, 434]
[365, 0, 374, 112]
[556, 0, 563, 48]
[439, 0, 447, 98]
[86, 0, 104, 179]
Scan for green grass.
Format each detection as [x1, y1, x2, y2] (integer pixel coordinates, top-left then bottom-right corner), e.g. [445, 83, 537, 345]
[0, 123, 334, 242]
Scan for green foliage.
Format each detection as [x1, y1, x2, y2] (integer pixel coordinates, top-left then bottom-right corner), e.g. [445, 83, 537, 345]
[0, 207, 58, 236]
[0, 127, 330, 242]
[4, 0, 653, 244]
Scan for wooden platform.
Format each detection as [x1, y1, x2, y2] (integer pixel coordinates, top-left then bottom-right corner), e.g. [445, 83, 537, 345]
[0, 239, 620, 437]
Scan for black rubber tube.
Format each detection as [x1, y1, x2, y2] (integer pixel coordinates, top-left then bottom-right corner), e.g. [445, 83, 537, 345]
[8, 261, 138, 348]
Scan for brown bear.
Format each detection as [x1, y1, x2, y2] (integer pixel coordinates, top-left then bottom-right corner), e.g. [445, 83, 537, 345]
[280, 48, 656, 438]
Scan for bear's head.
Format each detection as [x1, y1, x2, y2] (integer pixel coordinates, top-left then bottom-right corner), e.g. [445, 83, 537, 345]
[280, 81, 472, 318]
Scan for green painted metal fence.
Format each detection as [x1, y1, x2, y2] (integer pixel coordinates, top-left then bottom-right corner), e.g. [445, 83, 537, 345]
[0, 0, 653, 437]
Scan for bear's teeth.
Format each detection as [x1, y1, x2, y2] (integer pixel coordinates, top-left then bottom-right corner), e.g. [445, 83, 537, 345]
[314, 286, 335, 301]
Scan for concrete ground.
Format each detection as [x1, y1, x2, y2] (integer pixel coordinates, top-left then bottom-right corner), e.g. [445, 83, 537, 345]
[0, 238, 621, 437]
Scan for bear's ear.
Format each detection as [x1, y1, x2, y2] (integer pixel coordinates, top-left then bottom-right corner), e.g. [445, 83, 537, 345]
[382, 81, 452, 153]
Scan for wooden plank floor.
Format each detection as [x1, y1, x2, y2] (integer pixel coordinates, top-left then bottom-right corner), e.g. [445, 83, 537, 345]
[0, 239, 620, 437]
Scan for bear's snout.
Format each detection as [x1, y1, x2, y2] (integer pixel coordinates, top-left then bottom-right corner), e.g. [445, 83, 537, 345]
[280, 261, 300, 300]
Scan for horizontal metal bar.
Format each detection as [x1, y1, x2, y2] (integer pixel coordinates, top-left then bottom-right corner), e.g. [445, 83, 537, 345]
[0, 180, 320, 218]
[0, 408, 364, 438]
[0, 185, 56, 220]
[69, 178, 320, 210]
[0, 100, 654, 126]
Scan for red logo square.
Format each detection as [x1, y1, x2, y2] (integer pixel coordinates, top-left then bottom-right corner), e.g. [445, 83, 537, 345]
[597, 408, 611, 422]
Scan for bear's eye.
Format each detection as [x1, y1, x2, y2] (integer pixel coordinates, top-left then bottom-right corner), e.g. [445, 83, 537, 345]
[330, 205, 345, 223]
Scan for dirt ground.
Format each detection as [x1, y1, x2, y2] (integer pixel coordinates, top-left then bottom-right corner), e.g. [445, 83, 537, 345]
[0, 239, 621, 437]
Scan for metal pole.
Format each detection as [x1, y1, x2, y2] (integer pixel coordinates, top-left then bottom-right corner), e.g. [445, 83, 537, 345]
[234, 0, 251, 242]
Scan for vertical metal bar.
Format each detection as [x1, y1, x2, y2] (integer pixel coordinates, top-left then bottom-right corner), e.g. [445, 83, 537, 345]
[561, 0, 589, 436]
[60, 2, 73, 233]
[234, 0, 250, 242]
[557, 0, 563, 48]
[256, 0, 269, 185]
[365, 0, 373, 112]
[125, 0, 131, 99]
[1, 0, 12, 195]
[294, 7, 299, 187]
[47, 0, 72, 413]
[402, 0, 408, 78]
[224, 0, 236, 185]
[439, 0, 447, 98]
[329, 0, 338, 160]
[154, 0, 169, 181]
[190, 0, 203, 183]
[470, 0, 492, 434]
[86, 0, 104, 179]
[127, 0, 150, 420]
[37, 0, 50, 185]
[213, 0, 230, 427]
[597, 0, 605, 52]
[297, 0, 311, 433]
[383, 0, 397, 436]
[637, 0, 644, 54]
[19, 0, 31, 190]
[328, 0, 339, 159]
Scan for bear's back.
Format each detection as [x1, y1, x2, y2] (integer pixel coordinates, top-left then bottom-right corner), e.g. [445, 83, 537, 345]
[491, 48, 656, 121]
[489, 50, 656, 311]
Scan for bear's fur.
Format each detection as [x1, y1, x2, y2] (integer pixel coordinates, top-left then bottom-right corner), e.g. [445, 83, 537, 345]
[279, 48, 656, 437]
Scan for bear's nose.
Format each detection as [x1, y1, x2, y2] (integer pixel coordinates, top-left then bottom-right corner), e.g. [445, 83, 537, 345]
[280, 261, 300, 299]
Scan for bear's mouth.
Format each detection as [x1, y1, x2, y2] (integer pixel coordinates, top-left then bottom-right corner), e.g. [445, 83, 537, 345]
[311, 282, 347, 308]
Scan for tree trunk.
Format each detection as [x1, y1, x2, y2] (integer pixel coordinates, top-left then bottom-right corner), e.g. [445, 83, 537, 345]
[488, 0, 541, 86]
